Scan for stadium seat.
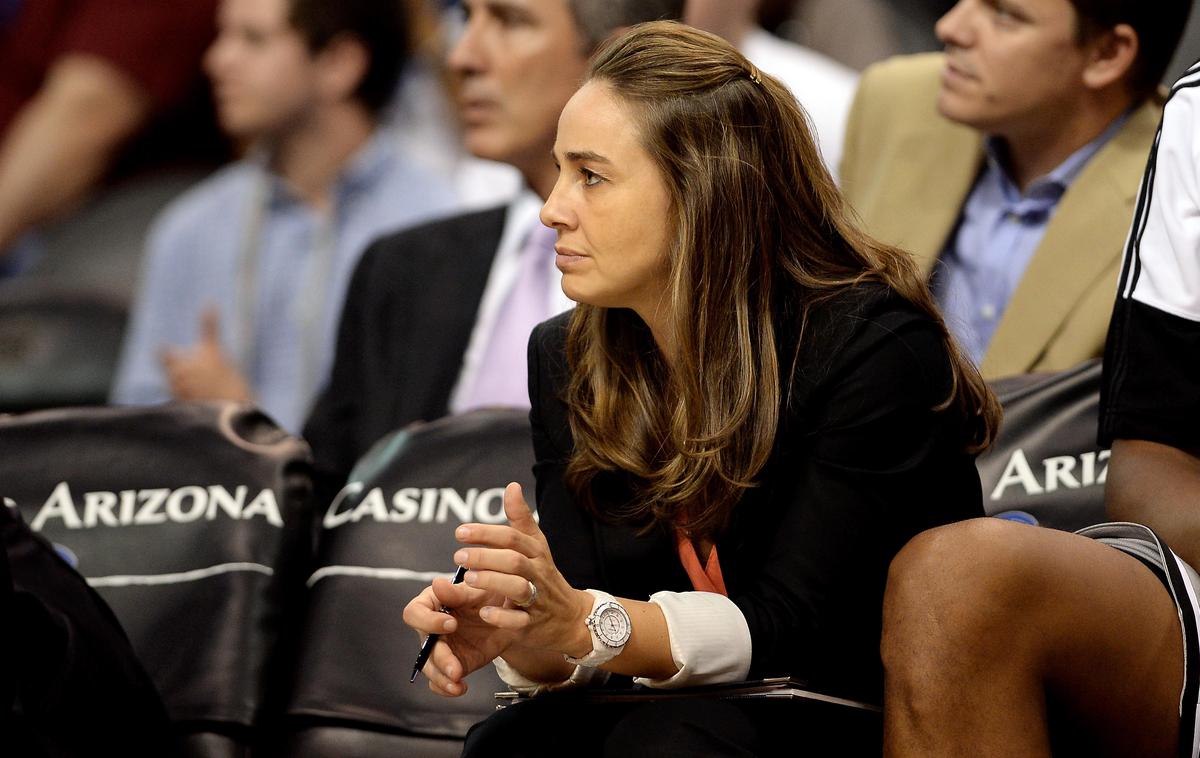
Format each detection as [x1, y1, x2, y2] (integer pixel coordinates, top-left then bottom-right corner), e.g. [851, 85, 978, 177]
[282, 409, 535, 756]
[0, 402, 314, 755]
[0, 283, 127, 413]
[979, 359, 1105, 531]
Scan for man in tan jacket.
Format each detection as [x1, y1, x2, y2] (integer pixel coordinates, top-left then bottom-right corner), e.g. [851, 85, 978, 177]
[840, 0, 1188, 379]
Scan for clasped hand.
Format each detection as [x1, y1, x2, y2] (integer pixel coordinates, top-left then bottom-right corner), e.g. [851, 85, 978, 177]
[402, 482, 591, 697]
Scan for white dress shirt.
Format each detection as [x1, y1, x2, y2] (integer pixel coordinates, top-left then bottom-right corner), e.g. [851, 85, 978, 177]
[448, 190, 575, 413]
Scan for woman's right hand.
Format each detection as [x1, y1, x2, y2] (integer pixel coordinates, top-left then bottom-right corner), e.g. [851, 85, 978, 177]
[402, 575, 520, 697]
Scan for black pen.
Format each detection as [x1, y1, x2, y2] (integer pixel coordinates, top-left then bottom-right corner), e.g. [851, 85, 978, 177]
[410, 564, 468, 683]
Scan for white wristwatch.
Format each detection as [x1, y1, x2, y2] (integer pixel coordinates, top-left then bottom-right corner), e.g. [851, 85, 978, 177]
[564, 589, 632, 667]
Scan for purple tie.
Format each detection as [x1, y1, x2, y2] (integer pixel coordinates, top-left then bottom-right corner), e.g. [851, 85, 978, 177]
[461, 223, 557, 411]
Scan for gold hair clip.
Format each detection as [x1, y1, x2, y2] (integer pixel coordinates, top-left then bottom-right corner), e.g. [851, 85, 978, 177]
[748, 65, 762, 85]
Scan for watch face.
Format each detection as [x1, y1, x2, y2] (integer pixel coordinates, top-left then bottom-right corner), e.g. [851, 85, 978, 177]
[592, 602, 631, 648]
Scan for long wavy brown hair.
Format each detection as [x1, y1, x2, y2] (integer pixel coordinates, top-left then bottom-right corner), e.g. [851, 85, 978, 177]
[563, 22, 1000, 538]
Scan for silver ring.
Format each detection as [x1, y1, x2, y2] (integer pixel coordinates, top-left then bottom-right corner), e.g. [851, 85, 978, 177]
[515, 580, 538, 608]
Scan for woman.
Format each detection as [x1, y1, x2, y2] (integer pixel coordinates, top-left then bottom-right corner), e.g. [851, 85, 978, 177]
[404, 21, 998, 754]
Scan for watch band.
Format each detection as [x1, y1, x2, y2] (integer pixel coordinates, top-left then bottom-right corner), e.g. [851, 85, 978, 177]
[564, 589, 632, 667]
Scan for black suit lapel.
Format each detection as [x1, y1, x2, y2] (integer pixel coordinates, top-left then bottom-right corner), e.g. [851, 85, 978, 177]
[383, 205, 510, 428]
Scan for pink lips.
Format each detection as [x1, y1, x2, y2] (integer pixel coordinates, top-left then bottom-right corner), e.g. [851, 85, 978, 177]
[554, 245, 586, 271]
[457, 95, 498, 124]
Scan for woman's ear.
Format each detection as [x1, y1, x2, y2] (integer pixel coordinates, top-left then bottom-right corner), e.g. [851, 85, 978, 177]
[1081, 23, 1139, 92]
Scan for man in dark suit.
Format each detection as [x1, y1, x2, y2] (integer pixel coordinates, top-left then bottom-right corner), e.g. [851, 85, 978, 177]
[303, 0, 684, 504]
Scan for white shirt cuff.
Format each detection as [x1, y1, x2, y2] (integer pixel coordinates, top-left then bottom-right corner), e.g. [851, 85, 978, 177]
[634, 590, 753, 689]
[493, 656, 609, 697]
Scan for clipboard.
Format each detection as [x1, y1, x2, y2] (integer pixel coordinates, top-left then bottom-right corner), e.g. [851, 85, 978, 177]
[495, 676, 881, 713]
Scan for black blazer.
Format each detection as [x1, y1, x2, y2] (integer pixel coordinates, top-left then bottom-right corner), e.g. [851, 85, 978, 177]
[528, 287, 984, 702]
[303, 205, 509, 504]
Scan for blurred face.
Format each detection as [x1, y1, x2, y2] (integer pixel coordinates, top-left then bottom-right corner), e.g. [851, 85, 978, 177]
[934, 0, 1096, 139]
[205, 0, 320, 139]
[448, 0, 590, 177]
[541, 82, 673, 317]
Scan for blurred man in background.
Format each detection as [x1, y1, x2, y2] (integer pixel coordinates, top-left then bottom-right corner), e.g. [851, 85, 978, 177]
[110, 0, 458, 433]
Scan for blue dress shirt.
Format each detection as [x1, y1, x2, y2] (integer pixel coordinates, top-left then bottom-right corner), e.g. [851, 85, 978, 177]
[111, 129, 459, 433]
[933, 116, 1128, 366]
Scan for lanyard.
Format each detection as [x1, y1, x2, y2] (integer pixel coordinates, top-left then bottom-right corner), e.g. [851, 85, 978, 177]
[235, 173, 338, 407]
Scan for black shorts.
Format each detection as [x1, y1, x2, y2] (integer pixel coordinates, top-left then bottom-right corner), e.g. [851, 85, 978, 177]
[1077, 522, 1200, 758]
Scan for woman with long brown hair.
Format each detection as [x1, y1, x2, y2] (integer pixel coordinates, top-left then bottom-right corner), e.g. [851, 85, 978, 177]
[404, 21, 999, 754]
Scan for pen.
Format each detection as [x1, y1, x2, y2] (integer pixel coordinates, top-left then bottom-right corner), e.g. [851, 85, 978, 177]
[410, 564, 467, 683]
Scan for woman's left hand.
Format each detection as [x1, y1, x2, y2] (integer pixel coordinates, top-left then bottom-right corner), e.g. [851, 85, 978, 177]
[453, 482, 593, 658]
